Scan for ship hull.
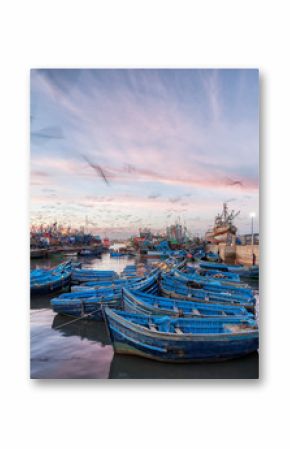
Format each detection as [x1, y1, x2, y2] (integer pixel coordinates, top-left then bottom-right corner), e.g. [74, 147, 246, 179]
[205, 224, 237, 243]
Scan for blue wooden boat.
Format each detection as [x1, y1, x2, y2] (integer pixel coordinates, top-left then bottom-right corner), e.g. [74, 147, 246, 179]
[31, 270, 71, 295]
[51, 272, 160, 319]
[71, 268, 118, 283]
[120, 264, 144, 278]
[199, 261, 244, 272]
[160, 276, 256, 311]
[71, 277, 144, 292]
[239, 265, 259, 280]
[104, 308, 259, 362]
[180, 269, 244, 286]
[191, 249, 206, 260]
[185, 265, 241, 282]
[123, 289, 252, 319]
[173, 270, 253, 298]
[51, 294, 121, 320]
[31, 261, 72, 295]
[78, 248, 102, 257]
[205, 251, 219, 262]
[71, 261, 82, 269]
[58, 285, 123, 300]
[110, 251, 128, 257]
[129, 271, 160, 292]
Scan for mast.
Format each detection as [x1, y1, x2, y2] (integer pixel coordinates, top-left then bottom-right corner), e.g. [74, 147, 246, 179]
[222, 202, 228, 222]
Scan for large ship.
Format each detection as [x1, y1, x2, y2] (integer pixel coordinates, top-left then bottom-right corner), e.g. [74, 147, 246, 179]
[205, 203, 240, 244]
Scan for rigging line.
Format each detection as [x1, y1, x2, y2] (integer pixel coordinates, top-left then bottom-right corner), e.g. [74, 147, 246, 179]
[53, 311, 99, 330]
[30, 307, 109, 339]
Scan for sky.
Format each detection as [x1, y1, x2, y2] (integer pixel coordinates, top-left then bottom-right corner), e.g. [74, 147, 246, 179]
[30, 69, 259, 238]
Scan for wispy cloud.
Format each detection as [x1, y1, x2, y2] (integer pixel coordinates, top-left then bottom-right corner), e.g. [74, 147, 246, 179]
[30, 69, 259, 235]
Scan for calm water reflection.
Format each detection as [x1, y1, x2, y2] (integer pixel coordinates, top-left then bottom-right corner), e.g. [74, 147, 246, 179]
[30, 254, 259, 379]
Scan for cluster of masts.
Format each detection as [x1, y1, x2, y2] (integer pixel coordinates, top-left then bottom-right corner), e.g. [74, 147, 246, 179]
[214, 203, 240, 227]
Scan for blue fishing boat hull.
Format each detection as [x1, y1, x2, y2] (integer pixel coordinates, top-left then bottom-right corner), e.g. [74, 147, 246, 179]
[31, 271, 71, 295]
[122, 289, 252, 319]
[110, 252, 128, 257]
[173, 270, 253, 297]
[51, 296, 121, 320]
[199, 261, 244, 272]
[105, 309, 259, 363]
[160, 276, 256, 311]
[71, 268, 118, 283]
[50, 272, 160, 319]
[205, 252, 219, 262]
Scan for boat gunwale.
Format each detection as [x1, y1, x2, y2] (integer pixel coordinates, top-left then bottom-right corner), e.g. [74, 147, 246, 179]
[105, 308, 258, 341]
[159, 284, 255, 310]
[122, 288, 250, 318]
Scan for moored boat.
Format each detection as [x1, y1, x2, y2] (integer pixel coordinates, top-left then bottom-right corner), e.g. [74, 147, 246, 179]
[205, 203, 240, 244]
[50, 271, 160, 319]
[71, 268, 118, 283]
[30, 261, 72, 295]
[30, 248, 48, 259]
[123, 288, 252, 319]
[160, 275, 256, 311]
[173, 270, 253, 298]
[205, 251, 219, 262]
[177, 270, 248, 288]
[104, 308, 259, 362]
[71, 277, 144, 292]
[199, 261, 245, 272]
[109, 251, 128, 257]
[51, 293, 121, 320]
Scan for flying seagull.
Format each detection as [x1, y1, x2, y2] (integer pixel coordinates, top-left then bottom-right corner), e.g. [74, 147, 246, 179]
[82, 154, 110, 185]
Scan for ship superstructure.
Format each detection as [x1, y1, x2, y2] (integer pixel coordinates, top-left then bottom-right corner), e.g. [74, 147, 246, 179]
[205, 203, 240, 244]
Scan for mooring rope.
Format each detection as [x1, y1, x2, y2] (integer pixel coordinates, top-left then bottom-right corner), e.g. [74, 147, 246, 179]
[30, 308, 104, 340]
[53, 310, 101, 330]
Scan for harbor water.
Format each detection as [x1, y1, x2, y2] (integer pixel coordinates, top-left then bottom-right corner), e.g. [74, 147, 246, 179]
[30, 253, 259, 379]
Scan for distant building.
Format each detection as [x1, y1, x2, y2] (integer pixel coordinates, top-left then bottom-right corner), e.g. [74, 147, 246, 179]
[238, 233, 259, 245]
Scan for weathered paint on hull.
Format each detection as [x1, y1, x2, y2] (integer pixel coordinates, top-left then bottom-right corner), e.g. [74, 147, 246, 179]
[31, 276, 71, 296]
[123, 301, 252, 322]
[111, 342, 257, 363]
[122, 290, 251, 319]
[51, 299, 121, 320]
[71, 276, 117, 284]
[106, 314, 258, 363]
[160, 286, 255, 312]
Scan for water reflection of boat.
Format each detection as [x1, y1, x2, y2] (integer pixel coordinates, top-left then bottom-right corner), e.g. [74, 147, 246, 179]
[30, 248, 48, 259]
[109, 352, 259, 379]
[78, 249, 102, 257]
[52, 314, 111, 346]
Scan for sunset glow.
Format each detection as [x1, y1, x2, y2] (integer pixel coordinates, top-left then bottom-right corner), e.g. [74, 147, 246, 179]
[30, 69, 259, 238]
